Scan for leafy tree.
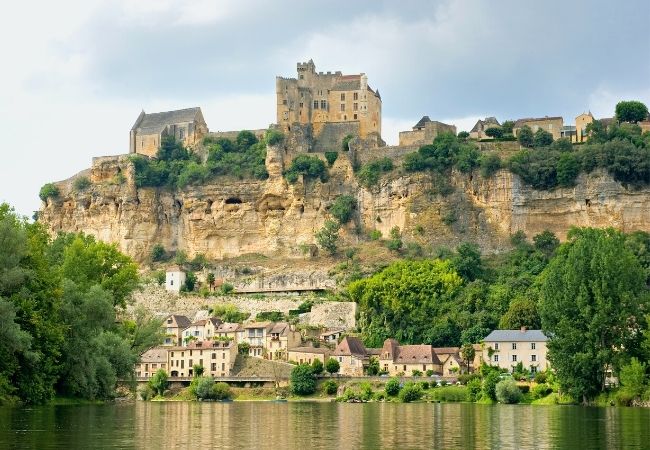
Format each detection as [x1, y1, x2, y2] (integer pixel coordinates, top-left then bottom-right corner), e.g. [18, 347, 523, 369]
[533, 230, 560, 257]
[533, 128, 554, 147]
[290, 364, 316, 395]
[385, 377, 401, 396]
[325, 358, 340, 375]
[0, 299, 33, 402]
[496, 378, 522, 404]
[452, 242, 483, 282]
[207, 272, 215, 290]
[479, 153, 501, 178]
[482, 370, 500, 401]
[182, 271, 197, 292]
[619, 357, 646, 399]
[461, 343, 475, 372]
[499, 298, 540, 329]
[399, 382, 423, 402]
[329, 195, 356, 224]
[315, 220, 340, 255]
[157, 136, 190, 162]
[539, 228, 649, 403]
[285, 155, 328, 183]
[322, 380, 338, 395]
[615, 101, 649, 123]
[517, 126, 534, 148]
[236, 130, 258, 150]
[357, 157, 394, 188]
[455, 145, 480, 173]
[265, 129, 284, 146]
[485, 127, 504, 139]
[349, 260, 463, 347]
[311, 358, 324, 375]
[501, 121, 515, 134]
[366, 357, 380, 376]
[39, 183, 60, 202]
[174, 250, 188, 265]
[556, 152, 579, 187]
[150, 244, 166, 262]
[457, 131, 470, 139]
[324, 151, 338, 167]
[149, 369, 168, 397]
[386, 226, 403, 252]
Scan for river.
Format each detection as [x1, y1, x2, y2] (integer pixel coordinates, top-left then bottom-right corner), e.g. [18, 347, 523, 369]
[1, 402, 649, 449]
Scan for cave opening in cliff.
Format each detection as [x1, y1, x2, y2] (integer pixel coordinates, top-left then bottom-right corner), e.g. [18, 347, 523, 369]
[225, 197, 243, 204]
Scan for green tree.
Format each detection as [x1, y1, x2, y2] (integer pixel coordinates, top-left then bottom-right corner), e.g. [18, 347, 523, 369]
[149, 369, 168, 397]
[501, 121, 515, 134]
[556, 152, 579, 187]
[183, 271, 197, 292]
[385, 377, 401, 396]
[399, 382, 423, 402]
[325, 358, 340, 375]
[236, 130, 258, 149]
[150, 244, 166, 262]
[290, 364, 316, 395]
[452, 242, 483, 282]
[479, 153, 501, 178]
[485, 127, 503, 139]
[341, 134, 354, 151]
[499, 298, 540, 329]
[207, 272, 215, 290]
[386, 226, 403, 252]
[461, 343, 475, 373]
[265, 129, 284, 146]
[457, 131, 470, 139]
[517, 126, 534, 148]
[539, 228, 649, 403]
[324, 151, 338, 167]
[533, 128, 554, 147]
[366, 357, 380, 376]
[482, 370, 500, 401]
[311, 358, 324, 375]
[349, 260, 463, 347]
[495, 378, 522, 404]
[39, 183, 60, 202]
[285, 155, 328, 183]
[615, 101, 649, 123]
[322, 380, 338, 395]
[329, 195, 356, 224]
[315, 220, 340, 255]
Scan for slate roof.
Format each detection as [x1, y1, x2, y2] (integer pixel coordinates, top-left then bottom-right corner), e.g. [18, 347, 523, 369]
[513, 116, 563, 127]
[140, 346, 168, 363]
[333, 336, 367, 357]
[166, 314, 191, 329]
[269, 322, 290, 335]
[132, 107, 202, 134]
[484, 329, 548, 342]
[414, 116, 431, 129]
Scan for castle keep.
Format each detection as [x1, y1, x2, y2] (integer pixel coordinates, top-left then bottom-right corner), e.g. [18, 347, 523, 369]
[276, 60, 382, 142]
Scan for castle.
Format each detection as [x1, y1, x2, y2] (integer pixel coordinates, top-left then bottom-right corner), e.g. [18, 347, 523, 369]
[276, 59, 382, 142]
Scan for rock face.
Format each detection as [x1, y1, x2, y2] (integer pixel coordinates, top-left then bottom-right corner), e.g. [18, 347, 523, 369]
[39, 145, 650, 263]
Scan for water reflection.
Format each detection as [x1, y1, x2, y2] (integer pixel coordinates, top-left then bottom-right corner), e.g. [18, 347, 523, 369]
[1, 402, 650, 449]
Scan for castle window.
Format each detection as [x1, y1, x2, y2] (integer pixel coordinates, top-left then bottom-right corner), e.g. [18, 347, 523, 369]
[340, 104, 345, 112]
[283, 100, 287, 105]
[179, 129, 184, 140]
[300, 74, 304, 80]
[340, 93, 345, 101]
[313, 101, 318, 109]
[353, 103, 358, 111]
[353, 92, 358, 100]
[354, 114, 357, 120]
[299, 102, 303, 108]
[320, 100, 326, 109]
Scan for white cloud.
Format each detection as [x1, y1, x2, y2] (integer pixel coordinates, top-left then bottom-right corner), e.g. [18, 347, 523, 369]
[587, 86, 650, 119]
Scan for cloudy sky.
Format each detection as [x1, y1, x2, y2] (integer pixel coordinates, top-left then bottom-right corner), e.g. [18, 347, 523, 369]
[1, 0, 649, 216]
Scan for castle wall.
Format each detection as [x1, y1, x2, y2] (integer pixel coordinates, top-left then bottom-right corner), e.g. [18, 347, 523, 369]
[312, 122, 360, 152]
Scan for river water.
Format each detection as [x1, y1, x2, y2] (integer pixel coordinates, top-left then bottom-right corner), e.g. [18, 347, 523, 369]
[1, 402, 649, 449]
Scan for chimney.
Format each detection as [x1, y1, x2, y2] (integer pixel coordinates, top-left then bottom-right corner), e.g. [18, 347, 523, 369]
[520, 326, 527, 332]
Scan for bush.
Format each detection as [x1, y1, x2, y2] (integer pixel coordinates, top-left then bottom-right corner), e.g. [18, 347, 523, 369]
[517, 126, 534, 148]
[426, 369, 435, 377]
[357, 157, 393, 188]
[311, 358, 324, 375]
[341, 134, 354, 151]
[290, 364, 316, 395]
[183, 271, 197, 291]
[39, 183, 60, 202]
[411, 369, 423, 377]
[330, 195, 357, 224]
[212, 382, 231, 400]
[324, 151, 339, 167]
[458, 131, 470, 139]
[265, 129, 285, 146]
[315, 220, 340, 255]
[479, 153, 501, 178]
[369, 230, 382, 241]
[322, 380, 338, 395]
[360, 382, 374, 401]
[211, 304, 248, 323]
[399, 382, 423, 403]
[194, 377, 215, 400]
[533, 128, 554, 147]
[220, 283, 234, 295]
[148, 369, 168, 397]
[150, 244, 166, 262]
[419, 381, 429, 390]
[467, 378, 482, 401]
[154, 270, 165, 286]
[495, 379, 522, 404]
[531, 383, 552, 400]
[73, 176, 91, 191]
[325, 358, 340, 375]
[431, 386, 468, 402]
[386, 227, 403, 252]
[482, 371, 500, 401]
[238, 342, 251, 355]
[385, 377, 401, 396]
[285, 155, 328, 183]
[485, 127, 503, 139]
[533, 371, 548, 384]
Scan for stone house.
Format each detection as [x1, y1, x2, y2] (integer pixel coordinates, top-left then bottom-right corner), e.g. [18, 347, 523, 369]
[213, 322, 242, 341]
[638, 120, 650, 134]
[288, 347, 331, 365]
[239, 322, 301, 360]
[574, 112, 594, 143]
[399, 116, 457, 146]
[378, 339, 442, 376]
[434, 347, 464, 376]
[168, 340, 237, 378]
[320, 329, 345, 344]
[332, 336, 369, 376]
[162, 314, 191, 346]
[513, 117, 564, 141]
[482, 328, 549, 373]
[165, 266, 186, 294]
[181, 317, 223, 345]
[469, 117, 501, 140]
[130, 107, 208, 157]
[276, 60, 382, 140]
[136, 347, 168, 379]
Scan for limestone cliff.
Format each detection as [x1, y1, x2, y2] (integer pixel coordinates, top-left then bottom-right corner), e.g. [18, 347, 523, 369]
[39, 144, 650, 264]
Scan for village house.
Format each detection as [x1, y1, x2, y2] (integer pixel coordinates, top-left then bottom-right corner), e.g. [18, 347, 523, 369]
[378, 339, 442, 377]
[136, 347, 168, 379]
[332, 336, 370, 376]
[482, 328, 549, 373]
[469, 117, 500, 140]
[165, 266, 186, 294]
[240, 322, 301, 360]
[513, 116, 564, 141]
[181, 317, 223, 345]
[213, 322, 242, 341]
[398, 116, 457, 146]
[434, 347, 464, 376]
[130, 107, 208, 157]
[288, 347, 331, 365]
[320, 329, 345, 344]
[168, 340, 237, 378]
[162, 314, 191, 346]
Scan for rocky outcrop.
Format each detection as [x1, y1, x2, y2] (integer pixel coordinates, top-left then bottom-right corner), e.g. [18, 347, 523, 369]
[39, 144, 650, 263]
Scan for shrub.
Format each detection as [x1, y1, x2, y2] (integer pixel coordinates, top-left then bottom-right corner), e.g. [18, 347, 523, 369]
[150, 244, 166, 262]
[369, 230, 382, 241]
[619, 357, 647, 399]
[426, 369, 435, 377]
[311, 359, 324, 375]
[360, 382, 374, 401]
[174, 250, 188, 265]
[139, 385, 153, 401]
[431, 386, 468, 402]
[238, 342, 251, 355]
[73, 176, 91, 191]
[183, 271, 197, 291]
[322, 380, 338, 395]
[148, 369, 168, 397]
[366, 357, 380, 376]
[485, 127, 504, 139]
[458, 131, 470, 139]
[290, 364, 316, 395]
[194, 377, 216, 400]
[517, 126, 534, 148]
[533, 128, 554, 147]
[341, 134, 354, 151]
[325, 358, 340, 375]
[220, 283, 234, 295]
[411, 369, 423, 377]
[211, 303, 248, 323]
[154, 270, 165, 286]
[531, 383, 552, 400]
[386, 227, 403, 252]
[264, 129, 284, 146]
[533, 371, 548, 384]
[256, 311, 285, 322]
[495, 379, 522, 404]
[399, 382, 423, 403]
[357, 157, 393, 188]
[324, 151, 339, 167]
[482, 371, 500, 401]
[212, 382, 231, 400]
[330, 195, 357, 224]
[315, 220, 340, 255]
[385, 377, 401, 396]
[467, 378, 482, 401]
[479, 153, 501, 178]
[419, 381, 429, 390]
[39, 183, 60, 202]
[285, 155, 328, 183]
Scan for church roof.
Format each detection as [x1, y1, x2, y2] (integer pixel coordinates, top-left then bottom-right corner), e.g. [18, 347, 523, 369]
[132, 107, 202, 134]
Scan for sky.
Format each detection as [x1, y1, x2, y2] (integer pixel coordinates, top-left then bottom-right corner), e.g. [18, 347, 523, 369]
[1, 0, 649, 217]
